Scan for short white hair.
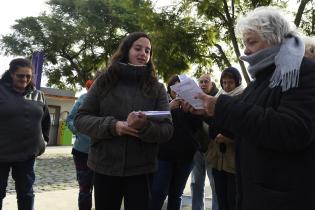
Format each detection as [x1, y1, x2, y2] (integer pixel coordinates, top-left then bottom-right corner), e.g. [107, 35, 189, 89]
[236, 6, 296, 45]
[303, 36, 315, 59]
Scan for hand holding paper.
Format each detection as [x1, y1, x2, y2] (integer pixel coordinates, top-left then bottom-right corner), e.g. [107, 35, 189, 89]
[195, 92, 217, 116]
[170, 75, 204, 109]
[127, 111, 147, 129]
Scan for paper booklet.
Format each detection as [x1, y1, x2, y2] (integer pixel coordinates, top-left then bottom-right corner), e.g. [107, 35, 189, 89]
[143, 111, 171, 116]
[142, 111, 171, 120]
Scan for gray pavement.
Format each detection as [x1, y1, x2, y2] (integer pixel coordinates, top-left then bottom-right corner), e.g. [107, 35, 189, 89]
[3, 146, 212, 210]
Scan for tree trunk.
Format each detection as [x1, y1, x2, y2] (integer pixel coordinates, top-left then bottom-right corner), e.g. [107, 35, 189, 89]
[223, 0, 250, 83]
[312, 9, 315, 34]
[294, 0, 311, 27]
[214, 44, 231, 67]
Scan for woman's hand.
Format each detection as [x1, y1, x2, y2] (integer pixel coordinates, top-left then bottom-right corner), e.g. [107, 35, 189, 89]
[116, 121, 139, 137]
[215, 133, 226, 143]
[215, 133, 233, 143]
[127, 111, 148, 130]
[181, 101, 207, 116]
[195, 93, 217, 116]
[169, 98, 182, 110]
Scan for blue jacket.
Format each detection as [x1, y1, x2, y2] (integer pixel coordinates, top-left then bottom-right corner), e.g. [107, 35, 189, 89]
[66, 94, 91, 154]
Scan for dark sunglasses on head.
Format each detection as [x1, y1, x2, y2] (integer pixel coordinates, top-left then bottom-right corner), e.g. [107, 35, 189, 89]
[15, 74, 32, 80]
[199, 79, 210, 84]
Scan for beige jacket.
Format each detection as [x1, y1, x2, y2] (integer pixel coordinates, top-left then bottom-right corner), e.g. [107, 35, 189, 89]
[206, 85, 244, 174]
[207, 136, 236, 173]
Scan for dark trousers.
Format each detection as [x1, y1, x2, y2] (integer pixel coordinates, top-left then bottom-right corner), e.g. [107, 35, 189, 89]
[212, 169, 236, 210]
[149, 160, 193, 210]
[93, 172, 153, 210]
[73, 154, 93, 210]
[0, 158, 35, 210]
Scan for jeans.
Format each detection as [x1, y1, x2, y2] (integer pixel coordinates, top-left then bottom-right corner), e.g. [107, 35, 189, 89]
[191, 151, 218, 210]
[0, 158, 35, 210]
[150, 160, 193, 210]
[73, 154, 93, 210]
[93, 172, 153, 210]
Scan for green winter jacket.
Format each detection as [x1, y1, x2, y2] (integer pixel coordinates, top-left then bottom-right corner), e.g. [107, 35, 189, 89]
[75, 62, 173, 176]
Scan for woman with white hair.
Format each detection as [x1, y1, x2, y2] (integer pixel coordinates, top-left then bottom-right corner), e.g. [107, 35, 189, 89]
[184, 6, 315, 210]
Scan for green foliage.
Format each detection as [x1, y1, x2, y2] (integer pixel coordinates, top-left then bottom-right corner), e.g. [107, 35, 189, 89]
[0, 0, 149, 89]
[1, 0, 214, 89]
[1, 0, 312, 89]
[149, 11, 215, 80]
[182, 0, 254, 81]
[297, 1, 315, 35]
[181, 0, 301, 83]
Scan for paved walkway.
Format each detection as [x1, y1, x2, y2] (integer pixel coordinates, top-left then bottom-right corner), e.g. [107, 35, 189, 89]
[3, 146, 212, 210]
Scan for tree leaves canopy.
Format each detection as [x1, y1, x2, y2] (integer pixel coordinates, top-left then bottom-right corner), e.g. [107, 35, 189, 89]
[1, 0, 211, 89]
[1, 0, 314, 89]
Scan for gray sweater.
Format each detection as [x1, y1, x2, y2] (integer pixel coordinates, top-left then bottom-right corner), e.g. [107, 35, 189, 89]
[75, 63, 173, 176]
[0, 82, 51, 162]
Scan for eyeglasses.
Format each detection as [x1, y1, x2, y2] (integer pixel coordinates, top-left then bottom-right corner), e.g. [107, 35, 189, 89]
[15, 74, 32, 80]
[198, 79, 210, 84]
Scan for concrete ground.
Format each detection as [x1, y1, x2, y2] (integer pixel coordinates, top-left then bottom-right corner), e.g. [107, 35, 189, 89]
[3, 146, 212, 210]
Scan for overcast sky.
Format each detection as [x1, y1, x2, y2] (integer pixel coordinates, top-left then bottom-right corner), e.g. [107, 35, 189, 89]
[0, 0, 50, 75]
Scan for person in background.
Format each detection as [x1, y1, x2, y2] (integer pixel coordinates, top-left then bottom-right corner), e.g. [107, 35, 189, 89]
[207, 67, 244, 210]
[0, 58, 51, 210]
[66, 79, 94, 210]
[303, 36, 315, 59]
[149, 75, 202, 210]
[191, 74, 219, 210]
[74, 32, 173, 210]
[188, 6, 315, 210]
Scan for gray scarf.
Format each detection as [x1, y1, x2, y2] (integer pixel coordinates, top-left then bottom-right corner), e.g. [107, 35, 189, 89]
[240, 34, 305, 92]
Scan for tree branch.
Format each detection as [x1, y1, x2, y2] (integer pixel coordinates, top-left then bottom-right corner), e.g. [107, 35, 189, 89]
[295, 0, 312, 28]
[214, 44, 231, 67]
[222, 0, 250, 83]
[59, 48, 86, 83]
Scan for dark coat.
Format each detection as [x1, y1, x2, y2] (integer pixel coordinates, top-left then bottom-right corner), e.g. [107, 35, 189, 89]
[75, 63, 173, 176]
[0, 82, 50, 162]
[196, 82, 219, 153]
[158, 108, 202, 162]
[214, 58, 315, 210]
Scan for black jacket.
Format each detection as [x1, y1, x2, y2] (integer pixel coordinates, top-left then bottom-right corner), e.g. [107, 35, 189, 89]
[196, 82, 219, 153]
[158, 108, 202, 162]
[214, 58, 315, 210]
[0, 82, 50, 162]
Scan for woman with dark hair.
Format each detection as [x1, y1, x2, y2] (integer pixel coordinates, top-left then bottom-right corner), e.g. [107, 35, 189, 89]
[149, 75, 202, 210]
[207, 67, 244, 210]
[0, 58, 51, 210]
[74, 32, 173, 210]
